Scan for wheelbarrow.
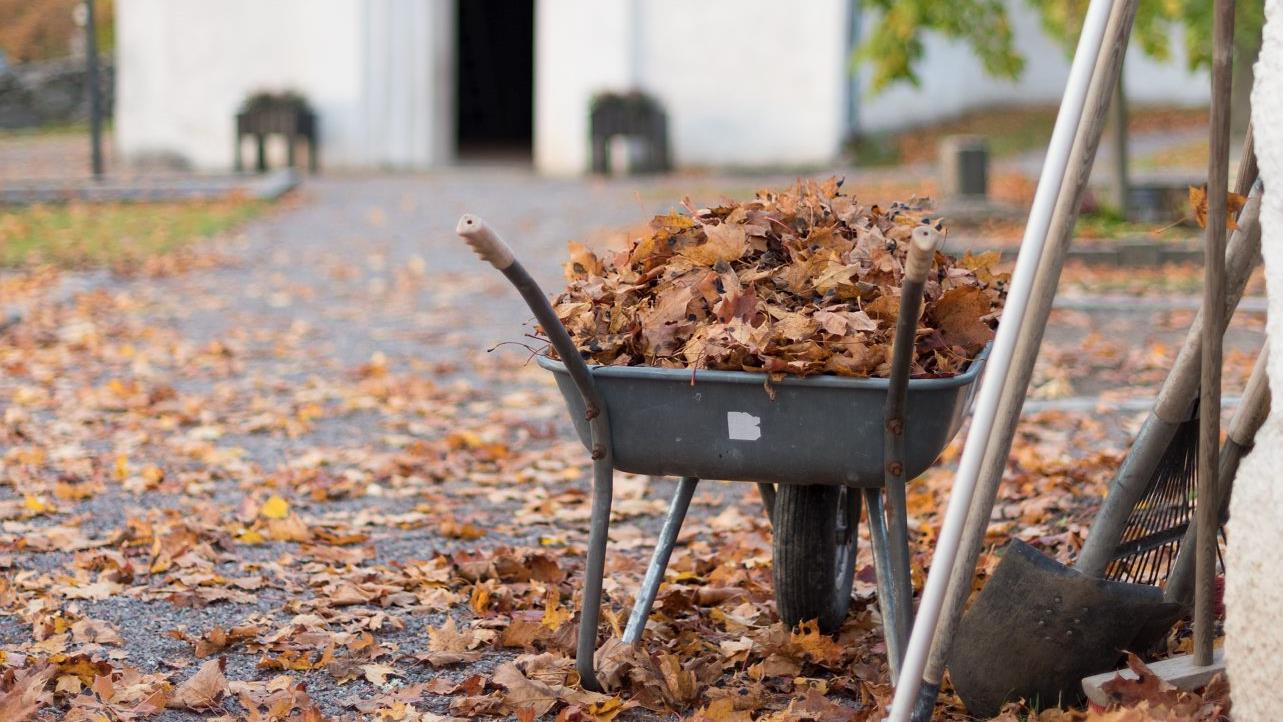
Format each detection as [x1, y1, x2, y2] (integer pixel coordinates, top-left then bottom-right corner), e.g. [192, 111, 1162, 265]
[455, 213, 988, 691]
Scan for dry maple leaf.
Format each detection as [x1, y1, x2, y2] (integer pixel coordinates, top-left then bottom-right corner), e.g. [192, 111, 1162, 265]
[493, 661, 560, 718]
[0, 663, 56, 722]
[547, 178, 1004, 377]
[421, 617, 485, 666]
[932, 286, 996, 353]
[1188, 185, 1247, 230]
[167, 657, 227, 710]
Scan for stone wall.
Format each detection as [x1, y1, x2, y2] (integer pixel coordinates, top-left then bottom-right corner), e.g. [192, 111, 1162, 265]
[1227, 1, 1283, 719]
[0, 56, 114, 129]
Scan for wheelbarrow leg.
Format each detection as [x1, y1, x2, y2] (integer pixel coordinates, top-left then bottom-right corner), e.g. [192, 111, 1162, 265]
[623, 477, 699, 643]
[455, 216, 619, 690]
[756, 482, 776, 525]
[885, 479, 914, 658]
[865, 487, 907, 683]
[577, 457, 614, 691]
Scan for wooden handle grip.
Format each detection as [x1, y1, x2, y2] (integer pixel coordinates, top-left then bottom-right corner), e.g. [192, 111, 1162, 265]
[456, 214, 515, 270]
[905, 225, 942, 284]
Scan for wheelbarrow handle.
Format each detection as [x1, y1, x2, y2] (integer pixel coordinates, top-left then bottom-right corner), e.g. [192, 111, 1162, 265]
[903, 223, 941, 285]
[455, 214, 608, 425]
[879, 223, 944, 677]
[457, 214, 616, 692]
[456, 214, 516, 270]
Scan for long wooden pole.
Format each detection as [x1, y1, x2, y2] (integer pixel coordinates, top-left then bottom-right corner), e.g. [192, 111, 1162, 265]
[1196, 0, 1235, 669]
[885, 1, 1116, 717]
[906, 4, 1140, 719]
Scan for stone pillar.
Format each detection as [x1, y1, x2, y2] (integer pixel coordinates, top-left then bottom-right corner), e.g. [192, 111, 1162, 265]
[938, 135, 990, 200]
[1227, 1, 1283, 719]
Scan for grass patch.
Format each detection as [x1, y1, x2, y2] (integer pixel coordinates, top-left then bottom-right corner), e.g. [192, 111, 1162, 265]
[1074, 209, 1168, 240]
[0, 197, 265, 268]
[0, 121, 112, 140]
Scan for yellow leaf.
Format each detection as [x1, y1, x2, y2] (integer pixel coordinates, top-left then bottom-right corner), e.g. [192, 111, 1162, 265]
[1189, 185, 1247, 230]
[540, 588, 572, 630]
[23, 495, 52, 514]
[469, 581, 492, 615]
[236, 529, 265, 545]
[113, 453, 129, 481]
[361, 663, 399, 686]
[259, 495, 290, 519]
[585, 696, 628, 722]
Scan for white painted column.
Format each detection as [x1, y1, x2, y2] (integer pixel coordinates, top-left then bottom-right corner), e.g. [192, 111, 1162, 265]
[1227, 1, 1283, 718]
[361, 0, 453, 168]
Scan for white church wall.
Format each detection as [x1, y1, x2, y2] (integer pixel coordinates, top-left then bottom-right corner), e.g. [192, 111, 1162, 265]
[1227, 1, 1283, 717]
[533, 0, 849, 175]
[115, 0, 451, 170]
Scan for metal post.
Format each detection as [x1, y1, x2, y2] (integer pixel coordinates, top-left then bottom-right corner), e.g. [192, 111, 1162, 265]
[84, 0, 104, 181]
[865, 487, 905, 682]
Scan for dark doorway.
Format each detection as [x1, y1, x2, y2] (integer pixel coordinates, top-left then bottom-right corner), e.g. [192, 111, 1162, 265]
[454, 0, 534, 161]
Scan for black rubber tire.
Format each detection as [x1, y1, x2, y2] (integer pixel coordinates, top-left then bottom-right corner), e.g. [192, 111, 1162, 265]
[772, 484, 859, 633]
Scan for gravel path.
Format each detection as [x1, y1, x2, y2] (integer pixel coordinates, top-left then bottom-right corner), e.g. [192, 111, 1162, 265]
[1, 169, 1265, 721]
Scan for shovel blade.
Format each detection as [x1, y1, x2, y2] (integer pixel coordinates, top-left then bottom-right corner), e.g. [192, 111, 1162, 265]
[948, 540, 1182, 717]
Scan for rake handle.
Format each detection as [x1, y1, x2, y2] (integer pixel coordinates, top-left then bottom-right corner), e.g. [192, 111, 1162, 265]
[1165, 348, 1270, 605]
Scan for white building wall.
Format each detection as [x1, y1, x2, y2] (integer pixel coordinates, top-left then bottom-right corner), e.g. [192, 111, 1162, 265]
[115, 0, 452, 170]
[117, 0, 1209, 173]
[534, 0, 849, 175]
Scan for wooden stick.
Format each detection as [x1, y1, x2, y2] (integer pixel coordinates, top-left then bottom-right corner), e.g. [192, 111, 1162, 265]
[1195, 0, 1235, 668]
[1076, 154, 1259, 576]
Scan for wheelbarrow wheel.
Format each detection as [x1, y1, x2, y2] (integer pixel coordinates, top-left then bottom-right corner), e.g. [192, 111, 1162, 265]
[772, 484, 860, 633]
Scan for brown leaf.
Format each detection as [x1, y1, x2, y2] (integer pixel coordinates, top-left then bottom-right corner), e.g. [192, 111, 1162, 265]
[168, 658, 228, 710]
[492, 661, 559, 718]
[0, 664, 55, 722]
[565, 241, 605, 280]
[932, 286, 995, 352]
[681, 224, 748, 266]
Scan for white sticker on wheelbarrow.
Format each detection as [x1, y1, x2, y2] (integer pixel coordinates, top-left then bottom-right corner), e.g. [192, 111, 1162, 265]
[727, 412, 761, 441]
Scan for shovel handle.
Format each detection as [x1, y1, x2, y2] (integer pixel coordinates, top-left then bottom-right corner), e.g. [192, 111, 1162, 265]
[456, 214, 516, 270]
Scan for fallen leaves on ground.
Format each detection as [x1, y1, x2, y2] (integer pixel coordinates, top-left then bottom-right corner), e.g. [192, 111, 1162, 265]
[550, 178, 1006, 377]
[992, 654, 1230, 721]
[0, 192, 1250, 722]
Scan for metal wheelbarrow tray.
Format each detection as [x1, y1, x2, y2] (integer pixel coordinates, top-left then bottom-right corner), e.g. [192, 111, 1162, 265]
[456, 213, 987, 692]
[540, 355, 984, 487]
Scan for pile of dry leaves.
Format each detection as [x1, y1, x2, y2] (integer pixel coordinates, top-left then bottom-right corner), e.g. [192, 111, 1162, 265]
[550, 178, 1006, 377]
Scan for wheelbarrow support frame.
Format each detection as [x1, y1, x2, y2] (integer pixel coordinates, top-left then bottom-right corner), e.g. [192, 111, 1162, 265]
[457, 215, 622, 690]
[458, 214, 947, 692]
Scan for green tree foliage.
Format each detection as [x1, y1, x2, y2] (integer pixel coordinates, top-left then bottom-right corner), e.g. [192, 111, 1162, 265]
[857, 0, 1024, 92]
[858, 0, 1265, 92]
